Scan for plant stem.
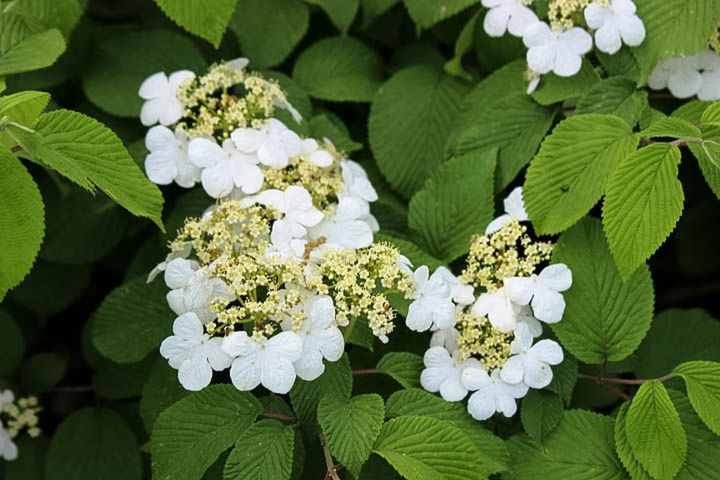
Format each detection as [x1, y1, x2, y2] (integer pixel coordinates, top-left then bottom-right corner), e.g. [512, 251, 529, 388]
[352, 369, 381, 376]
[320, 434, 342, 480]
[260, 411, 297, 423]
[578, 373, 674, 385]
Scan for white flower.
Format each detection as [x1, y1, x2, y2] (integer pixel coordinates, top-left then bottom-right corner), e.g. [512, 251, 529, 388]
[515, 304, 543, 338]
[527, 74, 541, 94]
[431, 327, 460, 353]
[266, 220, 305, 260]
[222, 331, 303, 394]
[648, 55, 703, 99]
[500, 325, 563, 388]
[231, 119, 302, 168]
[138, 70, 195, 126]
[252, 186, 324, 237]
[462, 368, 529, 420]
[0, 390, 14, 410]
[436, 266, 475, 305]
[697, 49, 720, 101]
[584, 0, 645, 54]
[486, 186, 529, 234]
[300, 138, 333, 167]
[504, 263, 572, 324]
[164, 258, 234, 324]
[523, 22, 593, 77]
[406, 266, 456, 332]
[188, 137, 264, 198]
[0, 423, 17, 461]
[292, 296, 344, 381]
[159, 312, 232, 391]
[308, 197, 374, 249]
[340, 160, 378, 203]
[420, 346, 480, 402]
[147, 245, 191, 283]
[482, 0, 539, 38]
[144, 126, 200, 188]
[225, 57, 249, 71]
[471, 287, 519, 333]
[397, 254, 414, 276]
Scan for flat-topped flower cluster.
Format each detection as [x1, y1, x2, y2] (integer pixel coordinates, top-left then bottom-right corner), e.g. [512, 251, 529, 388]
[0, 390, 42, 461]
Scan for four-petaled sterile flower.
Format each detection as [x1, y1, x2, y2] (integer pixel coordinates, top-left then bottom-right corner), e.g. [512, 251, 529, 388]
[144, 126, 200, 188]
[164, 258, 234, 324]
[231, 118, 302, 168]
[406, 266, 456, 332]
[159, 312, 233, 391]
[309, 197, 374, 249]
[138, 70, 195, 126]
[648, 56, 703, 99]
[222, 331, 303, 394]
[523, 22, 593, 77]
[252, 186, 324, 237]
[500, 325, 563, 388]
[504, 263, 572, 324]
[584, 0, 645, 55]
[462, 368, 529, 420]
[188, 137, 264, 198]
[292, 296, 345, 381]
[481, 0, 539, 38]
[430, 327, 460, 353]
[340, 160, 379, 204]
[486, 187, 529, 234]
[420, 346, 481, 402]
[472, 287, 519, 333]
[300, 138, 333, 167]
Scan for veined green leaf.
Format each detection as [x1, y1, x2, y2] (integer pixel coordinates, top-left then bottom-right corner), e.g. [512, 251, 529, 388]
[153, 0, 238, 48]
[674, 361, 720, 436]
[224, 420, 295, 480]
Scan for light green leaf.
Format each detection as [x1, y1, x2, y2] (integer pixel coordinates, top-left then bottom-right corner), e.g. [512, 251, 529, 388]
[575, 77, 647, 126]
[444, 9, 481, 80]
[229, 0, 308, 68]
[551, 217, 654, 364]
[700, 102, 720, 126]
[370, 65, 469, 198]
[0, 155, 44, 301]
[0, 28, 65, 76]
[614, 402, 653, 480]
[92, 276, 175, 364]
[374, 233, 446, 271]
[373, 415, 488, 480]
[293, 36, 384, 102]
[0, 90, 50, 151]
[403, 0, 480, 28]
[83, 29, 206, 118]
[5, 0, 83, 39]
[674, 361, 720, 436]
[641, 116, 702, 139]
[688, 126, 720, 198]
[669, 389, 720, 480]
[306, 0, 359, 33]
[531, 60, 600, 106]
[140, 358, 189, 433]
[224, 419, 295, 480]
[520, 390, 564, 442]
[46, 408, 141, 480]
[626, 381, 686, 480]
[153, 0, 238, 48]
[603, 143, 684, 279]
[151, 385, 262, 480]
[596, 47, 640, 82]
[408, 148, 496, 262]
[20, 352, 66, 394]
[524, 114, 638, 235]
[0, 310, 25, 376]
[376, 352, 423, 389]
[318, 394, 385, 475]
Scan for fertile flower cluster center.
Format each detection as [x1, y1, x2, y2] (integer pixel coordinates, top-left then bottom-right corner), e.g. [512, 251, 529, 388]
[0, 390, 42, 461]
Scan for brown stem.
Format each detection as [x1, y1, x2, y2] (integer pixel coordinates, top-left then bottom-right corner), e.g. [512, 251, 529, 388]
[352, 369, 380, 376]
[320, 434, 342, 480]
[261, 412, 296, 423]
[596, 381, 631, 401]
[578, 373, 674, 385]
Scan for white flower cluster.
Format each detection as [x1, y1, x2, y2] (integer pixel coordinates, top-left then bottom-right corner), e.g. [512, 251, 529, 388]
[140, 61, 416, 395]
[649, 48, 720, 101]
[0, 389, 42, 461]
[409, 188, 571, 420]
[482, 0, 645, 92]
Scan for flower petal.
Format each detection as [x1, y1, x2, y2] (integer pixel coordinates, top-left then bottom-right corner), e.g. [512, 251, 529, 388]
[461, 367, 491, 391]
[267, 331, 303, 362]
[188, 137, 222, 168]
[506, 4, 538, 37]
[530, 286, 565, 323]
[178, 356, 213, 391]
[504, 276, 535, 305]
[439, 376, 468, 402]
[139, 72, 168, 99]
[484, 6, 511, 37]
[594, 23, 622, 54]
[523, 356, 554, 388]
[467, 388, 497, 420]
[529, 339, 564, 365]
[229, 356, 261, 391]
[500, 355, 525, 384]
[538, 264, 572, 292]
[201, 161, 235, 198]
[259, 356, 297, 394]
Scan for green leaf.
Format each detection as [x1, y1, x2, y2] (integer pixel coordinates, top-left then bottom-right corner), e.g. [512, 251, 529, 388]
[575, 77, 647, 126]
[688, 126, 720, 199]
[641, 116, 702, 139]
[408, 148, 496, 262]
[626, 381, 686, 480]
[318, 394, 385, 474]
[5, 0, 83, 39]
[370, 65, 470, 198]
[614, 402, 653, 480]
[547, 355, 578, 406]
[0, 310, 25, 376]
[520, 390, 564, 442]
[376, 352, 423, 389]
[30, 109, 165, 229]
[374, 233, 446, 271]
[293, 36, 384, 102]
[140, 358, 189, 433]
[603, 143, 684, 279]
[224, 419, 295, 480]
[531, 60, 600, 106]
[444, 9, 481, 80]
[151, 385, 262, 480]
[403, 0, 480, 28]
[361, 0, 400, 27]
[373, 415, 488, 480]
[83, 29, 206, 118]
[0, 28, 65, 76]
[92, 354, 156, 400]
[308, 114, 362, 153]
[4, 434, 49, 480]
[636, 309, 720, 379]
[0, 155, 44, 300]
[289, 353, 352, 429]
[46, 408, 141, 480]
[92, 276, 175, 364]
[551, 217, 655, 364]
[229, 0, 308, 68]
[20, 352, 67, 394]
[153, 0, 238, 48]
[674, 361, 720, 436]
[524, 114, 638, 235]
[450, 93, 556, 190]
[596, 47, 640, 83]
[668, 389, 720, 480]
[306, 0, 359, 33]
[0, 90, 50, 151]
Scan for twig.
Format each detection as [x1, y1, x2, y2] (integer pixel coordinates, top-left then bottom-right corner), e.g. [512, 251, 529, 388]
[352, 368, 380, 376]
[579, 373, 675, 385]
[320, 434, 342, 480]
[595, 381, 631, 401]
[261, 412, 296, 423]
[51, 385, 93, 393]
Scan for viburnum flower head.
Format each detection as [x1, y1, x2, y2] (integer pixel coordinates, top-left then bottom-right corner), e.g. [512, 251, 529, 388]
[164, 258, 234, 324]
[251, 186, 324, 237]
[138, 70, 195, 126]
[188, 137, 264, 198]
[144, 126, 200, 188]
[222, 330, 302, 394]
[420, 346, 481, 402]
[159, 312, 233, 391]
[231, 118, 302, 168]
[504, 263, 572, 324]
[291, 296, 344, 381]
[461, 368, 529, 420]
[486, 186, 529, 234]
[523, 22, 593, 77]
[481, 0, 539, 38]
[406, 266, 456, 332]
[584, 0, 645, 54]
[648, 55, 703, 99]
[500, 324, 563, 388]
[308, 196, 374, 250]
